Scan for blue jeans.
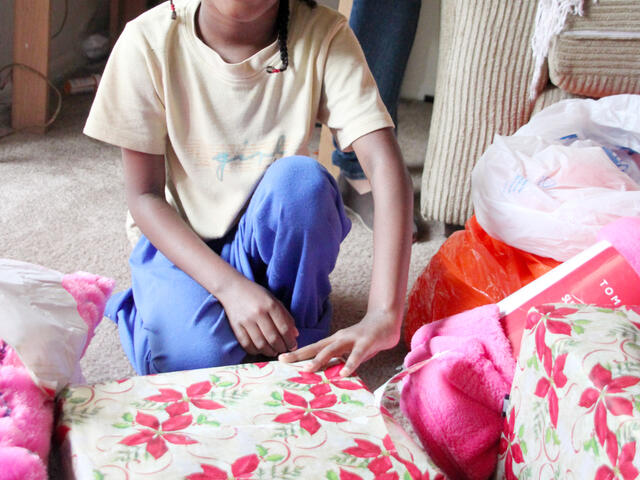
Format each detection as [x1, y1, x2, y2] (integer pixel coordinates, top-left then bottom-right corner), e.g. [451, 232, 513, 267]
[105, 157, 351, 375]
[332, 0, 422, 179]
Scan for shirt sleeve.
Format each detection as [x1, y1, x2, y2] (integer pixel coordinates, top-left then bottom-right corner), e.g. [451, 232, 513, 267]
[317, 21, 394, 152]
[83, 23, 167, 154]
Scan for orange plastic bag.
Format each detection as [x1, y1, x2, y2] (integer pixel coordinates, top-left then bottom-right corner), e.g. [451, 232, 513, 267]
[404, 216, 560, 345]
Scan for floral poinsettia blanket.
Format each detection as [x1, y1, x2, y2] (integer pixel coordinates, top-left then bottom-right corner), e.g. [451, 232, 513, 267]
[57, 361, 444, 480]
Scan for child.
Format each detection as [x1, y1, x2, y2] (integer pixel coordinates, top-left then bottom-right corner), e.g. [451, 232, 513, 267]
[85, 0, 413, 378]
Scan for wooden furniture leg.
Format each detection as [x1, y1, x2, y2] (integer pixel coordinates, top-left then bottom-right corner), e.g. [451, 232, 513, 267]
[317, 0, 353, 178]
[12, 0, 51, 133]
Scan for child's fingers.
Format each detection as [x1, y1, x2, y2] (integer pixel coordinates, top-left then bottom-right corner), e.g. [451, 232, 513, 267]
[270, 304, 298, 351]
[303, 341, 347, 373]
[278, 337, 328, 363]
[244, 322, 277, 357]
[257, 316, 288, 354]
[234, 325, 258, 356]
[340, 345, 367, 377]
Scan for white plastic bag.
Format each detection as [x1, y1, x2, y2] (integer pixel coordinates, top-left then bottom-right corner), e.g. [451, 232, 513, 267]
[0, 259, 89, 394]
[472, 94, 640, 261]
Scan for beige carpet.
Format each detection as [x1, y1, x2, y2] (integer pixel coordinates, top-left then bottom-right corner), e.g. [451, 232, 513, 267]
[0, 94, 445, 391]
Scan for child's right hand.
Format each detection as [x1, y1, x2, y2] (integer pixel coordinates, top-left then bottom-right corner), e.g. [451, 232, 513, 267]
[220, 277, 299, 357]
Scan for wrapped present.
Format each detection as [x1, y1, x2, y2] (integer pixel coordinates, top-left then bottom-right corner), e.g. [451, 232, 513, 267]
[57, 360, 444, 479]
[497, 304, 640, 479]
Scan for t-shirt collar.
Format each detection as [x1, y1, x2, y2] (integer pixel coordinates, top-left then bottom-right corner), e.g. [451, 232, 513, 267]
[184, 0, 283, 81]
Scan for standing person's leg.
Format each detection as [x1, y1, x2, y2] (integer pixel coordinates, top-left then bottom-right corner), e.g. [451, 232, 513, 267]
[105, 156, 350, 374]
[350, 0, 422, 132]
[332, 0, 422, 229]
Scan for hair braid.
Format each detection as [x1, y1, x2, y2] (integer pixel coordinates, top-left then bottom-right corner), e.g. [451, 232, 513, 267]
[267, 0, 317, 74]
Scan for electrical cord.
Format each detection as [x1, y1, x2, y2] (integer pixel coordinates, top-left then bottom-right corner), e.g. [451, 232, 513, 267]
[51, 0, 69, 39]
[0, 63, 63, 140]
[1, 0, 74, 138]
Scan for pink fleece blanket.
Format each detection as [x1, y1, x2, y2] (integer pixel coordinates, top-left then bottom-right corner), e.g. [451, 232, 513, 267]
[400, 304, 514, 479]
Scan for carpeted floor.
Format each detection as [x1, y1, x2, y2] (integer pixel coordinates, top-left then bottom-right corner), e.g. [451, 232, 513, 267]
[0, 93, 446, 391]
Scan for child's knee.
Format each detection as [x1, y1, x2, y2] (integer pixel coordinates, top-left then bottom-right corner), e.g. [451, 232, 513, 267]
[148, 335, 245, 373]
[144, 305, 246, 373]
[261, 156, 343, 221]
[271, 155, 321, 174]
[266, 156, 333, 199]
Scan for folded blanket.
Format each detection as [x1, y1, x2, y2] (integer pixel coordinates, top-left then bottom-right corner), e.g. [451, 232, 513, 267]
[530, 0, 586, 98]
[400, 304, 515, 480]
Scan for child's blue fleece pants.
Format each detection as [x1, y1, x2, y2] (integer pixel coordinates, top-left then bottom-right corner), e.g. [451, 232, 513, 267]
[105, 156, 351, 375]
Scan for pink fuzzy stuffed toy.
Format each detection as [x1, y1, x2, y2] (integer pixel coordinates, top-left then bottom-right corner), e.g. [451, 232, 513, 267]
[0, 271, 114, 480]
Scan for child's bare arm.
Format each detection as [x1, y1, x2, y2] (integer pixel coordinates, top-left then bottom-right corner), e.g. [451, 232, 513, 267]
[121, 148, 298, 357]
[280, 128, 413, 376]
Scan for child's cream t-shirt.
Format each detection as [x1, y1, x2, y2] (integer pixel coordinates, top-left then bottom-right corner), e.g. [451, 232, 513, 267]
[84, 0, 393, 241]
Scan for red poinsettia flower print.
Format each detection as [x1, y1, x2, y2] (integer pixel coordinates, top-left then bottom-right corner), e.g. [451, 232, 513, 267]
[595, 435, 638, 480]
[525, 309, 572, 362]
[339, 469, 365, 480]
[338, 468, 398, 480]
[535, 305, 579, 321]
[287, 363, 364, 397]
[343, 435, 412, 479]
[119, 411, 196, 459]
[401, 466, 445, 480]
[273, 390, 347, 434]
[186, 454, 260, 480]
[534, 351, 568, 428]
[393, 452, 446, 480]
[579, 364, 640, 446]
[339, 461, 444, 480]
[499, 410, 525, 480]
[145, 381, 224, 415]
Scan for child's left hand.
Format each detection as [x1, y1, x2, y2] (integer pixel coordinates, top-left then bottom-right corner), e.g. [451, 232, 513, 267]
[278, 309, 400, 377]
[279, 128, 411, 378]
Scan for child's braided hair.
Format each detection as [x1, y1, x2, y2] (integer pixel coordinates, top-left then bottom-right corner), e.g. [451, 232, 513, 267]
[267, 0, 317, 74]
[168, 0, 316, 73]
